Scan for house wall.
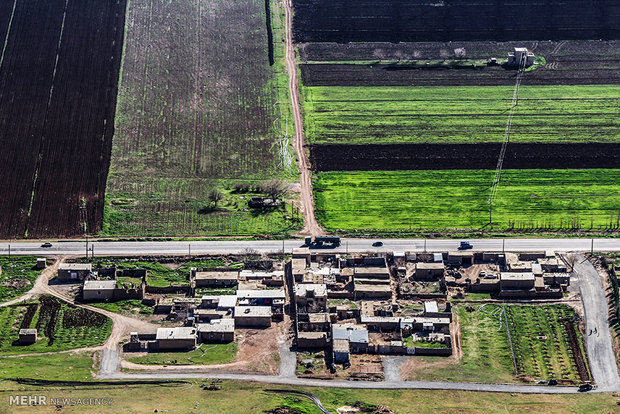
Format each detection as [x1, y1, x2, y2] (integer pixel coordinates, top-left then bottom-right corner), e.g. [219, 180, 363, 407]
[158, 338, 196, 350]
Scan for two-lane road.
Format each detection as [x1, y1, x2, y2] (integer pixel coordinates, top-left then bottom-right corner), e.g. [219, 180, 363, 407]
[1, 238, 619, 257]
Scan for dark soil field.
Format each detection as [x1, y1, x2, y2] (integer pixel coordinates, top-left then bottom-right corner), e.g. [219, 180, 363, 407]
[299, 40, 620, 86]
[0, 0, 127, 238]
[293, 0, 619, 43]
[310, 143, 620, 172]
[104, 0, 297, 236]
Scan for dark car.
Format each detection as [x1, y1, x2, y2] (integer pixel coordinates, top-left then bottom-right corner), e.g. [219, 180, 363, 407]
[41, 242, 52, 248]
[372, 241, 383, 247]
[458, 241, 473, 250]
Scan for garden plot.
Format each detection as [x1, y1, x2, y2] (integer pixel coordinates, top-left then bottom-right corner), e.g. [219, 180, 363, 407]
[0, 296, 112, 355]
[506, 305, 590, 384]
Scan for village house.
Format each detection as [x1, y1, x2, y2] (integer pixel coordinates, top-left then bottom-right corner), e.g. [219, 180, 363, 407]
[197, 319, 235, 343]
[57, 263, 92, 282]
[82, 280, 116, 301]
[234, 305, 272, 328]
[156, 327, 197, 350]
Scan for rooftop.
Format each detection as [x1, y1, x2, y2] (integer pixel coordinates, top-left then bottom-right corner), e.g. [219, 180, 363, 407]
[294, 283, 327, 298]
[19, 329, 36, 335]
[236, 289, 285, 299]
[195, 271, 238, 280]
[197, 319, 235, 333]
[500, 272, 535, 281]
[217, 295, 238, 308]
[156, 327, 196, 341]
[83, 280, 116, 290]
[234, 306, 272, 317]
[424, 301, 439, 314]
[59, 263, 92, 270]
[416, 262, 444, 270]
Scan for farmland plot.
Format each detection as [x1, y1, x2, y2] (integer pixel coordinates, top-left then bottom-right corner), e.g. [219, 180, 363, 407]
[293, 0, 619, 43]
[105, 0, 298, 236]
[314, 170, 620, 233]
[302, 85, 620, 146]
[0, 296, 112, 355]
[0, 0, 127, 238]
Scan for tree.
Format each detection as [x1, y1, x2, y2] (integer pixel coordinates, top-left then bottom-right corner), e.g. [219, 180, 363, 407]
[261, 179, 287, 202]
[208, 189, 223, 209]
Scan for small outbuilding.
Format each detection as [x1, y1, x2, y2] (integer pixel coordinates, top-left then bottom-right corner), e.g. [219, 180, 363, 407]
[18, 329, 37, 345]
[234, 306, 272, 328]
[82, 280, 116, 301]
[58, 263, 92, 282]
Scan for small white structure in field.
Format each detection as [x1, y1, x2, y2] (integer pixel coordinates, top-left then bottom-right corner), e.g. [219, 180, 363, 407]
[508, 47, 535, 67]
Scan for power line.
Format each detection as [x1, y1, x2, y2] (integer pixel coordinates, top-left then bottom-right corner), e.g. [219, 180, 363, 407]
[488, 53, 528, 224]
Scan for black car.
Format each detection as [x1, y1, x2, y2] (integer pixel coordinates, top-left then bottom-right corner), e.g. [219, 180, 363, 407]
[372, 241, 383, 247]
[41, 242, 52, 248]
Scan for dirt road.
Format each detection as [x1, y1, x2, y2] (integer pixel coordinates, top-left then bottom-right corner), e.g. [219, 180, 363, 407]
[284, 0, 322, 236]
[0, 257, 63, 307]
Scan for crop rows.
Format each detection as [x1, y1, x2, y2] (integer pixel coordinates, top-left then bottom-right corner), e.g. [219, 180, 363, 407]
[0, 0, 126, 238]
[293, 0, 619, 43]
[0, 297, 112, 354]
[105, 0, 295, 236]
[314, 170, 620, 232]
[505, 305, 587, 383]
[302, 85, 620, 145]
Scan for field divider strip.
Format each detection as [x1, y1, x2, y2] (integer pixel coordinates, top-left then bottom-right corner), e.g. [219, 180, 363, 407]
[502, 303, 518, 376]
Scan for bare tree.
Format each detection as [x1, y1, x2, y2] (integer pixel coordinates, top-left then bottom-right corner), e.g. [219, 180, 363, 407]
[261, 179, 287, 202]
[208, 189, 223, 209]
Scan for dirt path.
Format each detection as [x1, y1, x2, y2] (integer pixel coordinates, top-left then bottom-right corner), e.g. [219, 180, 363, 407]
[284, 0, 322, 236]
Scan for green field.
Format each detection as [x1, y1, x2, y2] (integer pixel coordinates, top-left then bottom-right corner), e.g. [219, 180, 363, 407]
[104, 0, 298, 237]
[0, 256, 45, 303]
[126, 343, 238, 366]
[314, 169, 620, 232]
[302, 84, 620, 145]
[91, 300, 154, 317]
[0, 297, 112, 355]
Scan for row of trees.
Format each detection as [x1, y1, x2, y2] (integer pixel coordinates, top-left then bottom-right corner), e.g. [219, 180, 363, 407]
[207, 179, 289, 209]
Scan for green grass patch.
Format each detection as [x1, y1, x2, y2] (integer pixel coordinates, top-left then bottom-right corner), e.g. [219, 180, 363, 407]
[0, 351, 96, 382]
[302, 84, 620, 145]
[409, 305, 515, 383]
[90, 300, 153, 316]
[126, 343, 238, 366]
[315, 169, 620, 232]
[0, 256, 45, 303]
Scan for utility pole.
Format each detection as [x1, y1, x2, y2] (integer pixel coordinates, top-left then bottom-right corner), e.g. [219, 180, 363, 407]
[424, 239, 427, 253]
[346, 241, 348, 255]
[591, 238, 594, 255]
[85, 236, 89, 259]
[189, 244, 191, 257]
[8, 244, 10, 257]
[282, 239, 285, 256]
[91, 245, 94, 258]
[502, 239, 505, 254]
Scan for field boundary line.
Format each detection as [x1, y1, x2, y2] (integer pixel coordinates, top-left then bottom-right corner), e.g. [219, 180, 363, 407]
[502, 303, 518, 376]
[0, 0, 18, 73]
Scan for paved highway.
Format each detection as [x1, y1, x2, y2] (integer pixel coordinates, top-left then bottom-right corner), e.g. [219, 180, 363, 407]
[1, 238, 619, 256]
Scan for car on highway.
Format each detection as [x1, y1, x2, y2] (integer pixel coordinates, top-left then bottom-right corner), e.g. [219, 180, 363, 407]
[458, 241, 473, 250]
[372, 241, 383, 247]
[41, 242, 53, 248]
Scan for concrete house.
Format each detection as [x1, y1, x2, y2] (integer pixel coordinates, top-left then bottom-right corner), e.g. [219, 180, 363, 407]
[297, 331, 328, 348]
[197, 319, 235, 343]
[414, 262, 445, 280]
[234, 306, 272, 328]
[57, 263, 92, 282]
[82, 280, 116, 301]
[508, 47, 535, 67]
[156, 327, 197, 350]
[193, 270, 238, 288]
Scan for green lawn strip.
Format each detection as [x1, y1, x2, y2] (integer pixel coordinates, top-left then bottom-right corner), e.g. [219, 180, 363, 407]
[90, 300, 154, 316]
[0, 352, 96, 382]
[302, 84, 620, 145]
[125, 343, 238, 366]
[0, 256, 45, 303]
[0, 299, 112, 355]
[314, 169, 620, 232]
